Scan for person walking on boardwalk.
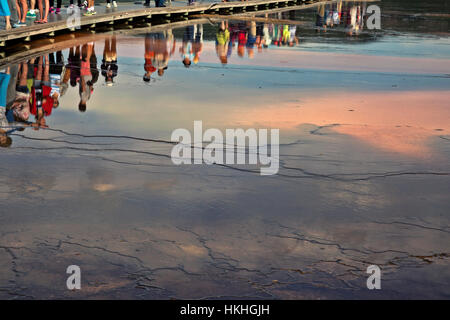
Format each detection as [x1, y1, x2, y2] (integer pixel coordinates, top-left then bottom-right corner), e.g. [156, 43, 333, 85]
[49, 0, 61, 14]
[144, 0, 165, 7]
[26, 0, 37, 19]
[35, 0, 49, 23]
[14, 0, 27, 27]
[0, 0, 12, 30]
[105, 0, 117, 8]
[83, 0, 96, 15]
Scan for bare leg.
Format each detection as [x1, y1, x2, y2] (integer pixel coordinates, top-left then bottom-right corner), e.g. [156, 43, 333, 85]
[16, 0, 21, 22]
[19, 63, 28, 87]
[20, 0, 28, 22]
[42, 0, 49, 22]
[43, 55, 49, 82]
[37, 0, 43, 21]
[36, 57, 43, 81]
[111, 35, 117, 59]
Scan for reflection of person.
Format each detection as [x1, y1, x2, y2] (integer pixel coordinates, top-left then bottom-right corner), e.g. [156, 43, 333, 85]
[49, 51, 63, 108]
[10, 62, 31, 123]
[315, 4, 325, 32]
[246, 21, 256, 59]
[31, 56, 53, 127]
[68, 46, 81, 88]
[144, 33, 157, 82]
[145, 30, 176, 79]
[192, 24, 203, 64]
[101, 36, 118, 86]
[180, 26, 194, 68]
[216, 21, 229, 65]
[79, 43, 95, 112]
[0, 68, 12, 147]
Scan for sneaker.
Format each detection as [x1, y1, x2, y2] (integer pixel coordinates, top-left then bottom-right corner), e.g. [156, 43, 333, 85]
[55, 8, 61, 14]
[106, 3, 111, 8]
[26, 10, 36, 18]
[112, 1, 117, 7]
[13, 22, 25, 28]
[69, 4, 74, 8]
[49, 7, 55, 13]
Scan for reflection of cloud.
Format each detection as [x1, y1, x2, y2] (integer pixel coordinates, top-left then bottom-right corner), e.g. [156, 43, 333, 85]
[86, 168, 116, 192]
[92, 183, 116, 192]
[231, 90, 450, 157]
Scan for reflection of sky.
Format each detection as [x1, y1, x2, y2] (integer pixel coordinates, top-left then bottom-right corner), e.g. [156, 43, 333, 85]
[49, 38, 450, 158]
[296, 35, 450, 59]
[1, 28, 450, 298]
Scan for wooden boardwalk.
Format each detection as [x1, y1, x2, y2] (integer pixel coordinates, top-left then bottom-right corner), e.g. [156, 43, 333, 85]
[0, 0, 339, 46]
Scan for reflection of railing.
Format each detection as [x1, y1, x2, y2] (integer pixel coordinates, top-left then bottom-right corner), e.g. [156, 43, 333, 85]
[0, 0, 379, 47]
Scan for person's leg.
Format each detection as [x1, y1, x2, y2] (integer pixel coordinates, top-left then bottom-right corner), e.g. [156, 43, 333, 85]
[56, 51, 63, 65]
[18, 62, 27, 87]
[7, 0, 19, 25]
[103, 37, 110, 60]
[42, 0, 48, 22]
[49, 0, 54, 12]
[19, 0, 27, 23]
[49, 52, 55, 65]
[111, 36, 117, 60]
[43, 56, 49, 83]
[15, 0, 21, 23]
[36, 57, 43, 81]
[36, 0, 43, 21]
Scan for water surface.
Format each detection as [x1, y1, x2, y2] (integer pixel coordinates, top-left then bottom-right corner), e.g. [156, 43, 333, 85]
[0, 1, 449, 299]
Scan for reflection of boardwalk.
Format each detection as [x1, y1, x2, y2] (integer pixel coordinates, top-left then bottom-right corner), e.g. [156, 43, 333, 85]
[0, 19, 209, 67]
[0, 0, 377, 47]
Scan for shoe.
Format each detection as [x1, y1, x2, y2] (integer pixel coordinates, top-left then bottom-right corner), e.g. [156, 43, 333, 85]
[112, 1, 117, 7]
[143, 2, 150, 6]
[69, 4, 74, 8]
[13, 22, 25, 28]
[26, 10, 36, 18]
[49, 7, 55, 13]
[106, 3, 111, 8]
[83, 11, 92, 16]
[55, 8, 61, 14]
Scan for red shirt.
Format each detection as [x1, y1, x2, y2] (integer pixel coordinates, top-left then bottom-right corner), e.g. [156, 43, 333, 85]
[31, 85, 53, 117]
